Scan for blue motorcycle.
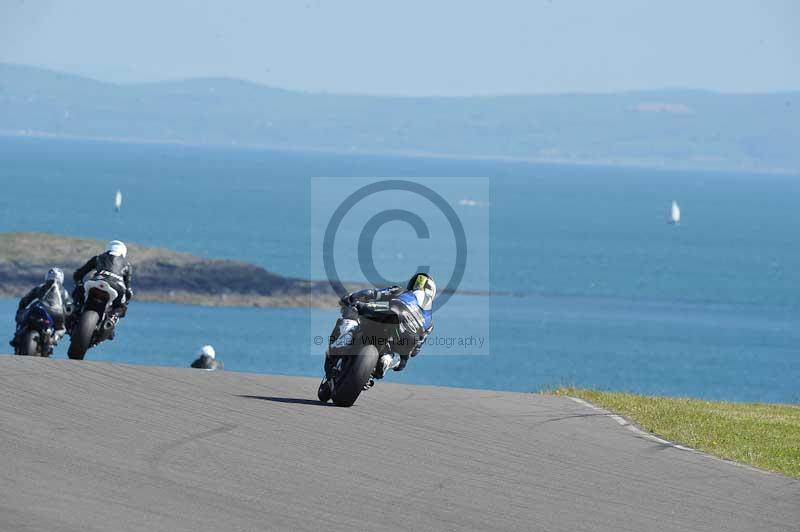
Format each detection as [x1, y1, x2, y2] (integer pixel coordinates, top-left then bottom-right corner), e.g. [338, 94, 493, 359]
[14, 301, 59, 357]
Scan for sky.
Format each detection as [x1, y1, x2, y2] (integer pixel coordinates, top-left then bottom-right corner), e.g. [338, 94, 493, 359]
[0, 0, 798, 95]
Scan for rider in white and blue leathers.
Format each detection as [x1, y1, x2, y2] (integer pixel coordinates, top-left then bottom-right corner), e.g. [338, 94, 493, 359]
[323, 272, 436, 383]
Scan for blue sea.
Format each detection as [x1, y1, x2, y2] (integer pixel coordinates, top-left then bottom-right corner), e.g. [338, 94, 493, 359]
[1, 136, 798, 403]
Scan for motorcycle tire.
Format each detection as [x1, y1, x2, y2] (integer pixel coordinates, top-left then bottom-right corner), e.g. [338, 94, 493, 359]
[331, 344, 379, 407]
[317, 379, 332, 403]
[19, 330, 40, 357]
[68, 310, 99, 360]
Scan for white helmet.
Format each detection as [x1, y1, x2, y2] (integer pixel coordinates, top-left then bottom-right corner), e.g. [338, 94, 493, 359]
[107, 240, 128, 258]
[199, 345, 216, 359]
[45, 267, 64, 284]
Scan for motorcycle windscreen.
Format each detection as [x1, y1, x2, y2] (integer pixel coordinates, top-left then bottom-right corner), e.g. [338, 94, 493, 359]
[38, 281, 66, 319]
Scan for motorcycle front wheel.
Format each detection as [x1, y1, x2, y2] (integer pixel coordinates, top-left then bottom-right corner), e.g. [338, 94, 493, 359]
[18, 330, 40, 357]
[68, 310, 99, 360]
[317, 379, 332, 403]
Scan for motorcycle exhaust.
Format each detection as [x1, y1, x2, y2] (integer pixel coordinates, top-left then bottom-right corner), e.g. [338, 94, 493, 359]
[100, 316, 118, 341]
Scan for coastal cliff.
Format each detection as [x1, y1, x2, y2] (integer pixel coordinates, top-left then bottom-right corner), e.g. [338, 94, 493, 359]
[0, 232, 338, 307]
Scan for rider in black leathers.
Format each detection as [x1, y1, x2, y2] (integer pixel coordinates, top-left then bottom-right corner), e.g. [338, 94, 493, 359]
[72, 240, 133, 318]
[190, 345, 222, 371]
[321, 273, 436, 390]
[9, 268, 72, 348]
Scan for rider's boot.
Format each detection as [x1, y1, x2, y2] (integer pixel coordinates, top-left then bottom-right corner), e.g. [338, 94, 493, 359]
[365, 355, 404, 389]
[374, 354, 394, 379]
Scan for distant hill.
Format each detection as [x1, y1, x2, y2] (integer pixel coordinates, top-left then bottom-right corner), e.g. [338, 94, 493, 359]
[1, 63, 798, 172]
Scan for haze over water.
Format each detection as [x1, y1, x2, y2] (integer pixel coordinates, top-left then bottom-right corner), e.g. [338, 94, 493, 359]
[1, 137, 798, 403]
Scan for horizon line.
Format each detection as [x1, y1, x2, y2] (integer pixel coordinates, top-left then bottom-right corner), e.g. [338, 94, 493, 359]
[4, 61, 800, 99]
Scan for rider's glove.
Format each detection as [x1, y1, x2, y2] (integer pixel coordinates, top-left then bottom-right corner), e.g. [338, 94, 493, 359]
[125, 288, 134, 301]
[340, 300, 360, 321]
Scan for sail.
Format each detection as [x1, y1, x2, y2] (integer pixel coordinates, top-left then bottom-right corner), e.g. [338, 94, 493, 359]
[670, 200, 680, 224]
[115, 190, 123, 212]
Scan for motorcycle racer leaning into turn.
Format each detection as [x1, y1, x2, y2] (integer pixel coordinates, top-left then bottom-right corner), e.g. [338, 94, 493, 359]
[72, 240, 133, 320]
[9, 267, 73, 349]
[319, 272, 436, 396]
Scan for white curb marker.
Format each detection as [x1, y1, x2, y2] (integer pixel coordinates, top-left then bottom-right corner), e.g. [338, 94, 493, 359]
[569, 396, 698, 452]
[566, 396, 778, 476]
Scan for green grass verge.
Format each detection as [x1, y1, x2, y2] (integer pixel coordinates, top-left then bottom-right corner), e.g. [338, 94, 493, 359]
[551, 388, 800, 478]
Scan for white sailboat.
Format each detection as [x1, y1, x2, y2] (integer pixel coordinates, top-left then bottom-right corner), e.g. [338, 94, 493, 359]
[669, 200, 680, 224]
[114, 190, 123, 212]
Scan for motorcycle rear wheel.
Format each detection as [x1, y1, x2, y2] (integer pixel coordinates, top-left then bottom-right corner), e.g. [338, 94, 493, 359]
[68, 310, 99, 360]
[331, 344, 379, 407]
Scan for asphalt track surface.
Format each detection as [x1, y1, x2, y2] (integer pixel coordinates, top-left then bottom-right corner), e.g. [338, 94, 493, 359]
[0, 357, 797, 532]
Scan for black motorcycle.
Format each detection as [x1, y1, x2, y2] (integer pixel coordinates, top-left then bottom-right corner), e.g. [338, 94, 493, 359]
[318, 301, 402, 407]
[67, 276, 124, 359]
[13, 301, 62, 357]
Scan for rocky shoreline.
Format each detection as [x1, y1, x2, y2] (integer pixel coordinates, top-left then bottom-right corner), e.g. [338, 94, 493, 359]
[0, 232, 341, 308]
